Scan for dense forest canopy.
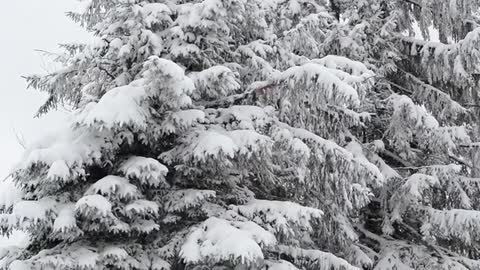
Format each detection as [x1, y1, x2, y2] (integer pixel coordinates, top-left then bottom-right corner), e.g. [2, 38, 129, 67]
[2, 0, 480, 269]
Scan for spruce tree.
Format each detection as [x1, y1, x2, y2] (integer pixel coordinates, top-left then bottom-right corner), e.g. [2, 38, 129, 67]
[2, 1, 480, 270]
[325, 0, 480, 269]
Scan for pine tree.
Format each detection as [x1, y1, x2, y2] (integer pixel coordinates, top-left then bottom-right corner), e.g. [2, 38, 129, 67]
[2, 0, 480, 269]
[0, 1, 381, 269]
[325, 0, 480, 269]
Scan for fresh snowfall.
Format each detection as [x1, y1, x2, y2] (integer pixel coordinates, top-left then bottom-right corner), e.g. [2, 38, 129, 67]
[2, 0, 480, 269]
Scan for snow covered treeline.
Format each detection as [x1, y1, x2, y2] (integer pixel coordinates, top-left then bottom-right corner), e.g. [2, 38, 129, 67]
[2, 0, 480, 269]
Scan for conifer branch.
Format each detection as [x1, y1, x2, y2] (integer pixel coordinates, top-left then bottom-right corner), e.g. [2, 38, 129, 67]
[382, 149, 414, 167]
[386, 80, 413, 95]
[97, 66, 115, 81]
[1, 173, 12, 183]
[403, 0, 421, 7]
[395, 220, 444, 258]
[448, 154, 475, 170]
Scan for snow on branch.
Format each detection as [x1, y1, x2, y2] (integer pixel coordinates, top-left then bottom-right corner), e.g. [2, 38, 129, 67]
[75, 194, 112, 218]
[161, 109, 206, 135]
[16, 127, 105, 179]
[402, 27, 480, 89]
[313, 55, 374, 77]
[285, 124, 384, 187]
[389, 173, 438, 223]
[216, 105, 274, 130]
[164, 189, 216, 213]
[277, 245, 360, 270]
[119, 156, 169, 188]
[161, 128, 272, 165]
[180, 217, 276, 267]
[232, 199, 323, 239]
[266, 260, 300, 270]
[75, 80, 149, 130]
[85, 175, 141, 201]
[311, 55, 375, 99]
[50, 204, 83, 241]
[282, 11, 333, 58]
[401, 72, 469, 123]
[274, 62, 360, 108]
[189, 65, 241, 101]
[385, 94, 469, 158]
[424, 209, 480, 245]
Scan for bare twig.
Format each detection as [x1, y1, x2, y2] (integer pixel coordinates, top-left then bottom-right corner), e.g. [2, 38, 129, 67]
[1, 173, 12, 183]
[448, 154, 475, 170]
[382, 149, 414, 167]
[11, 126, 26, 150]
[386, 80, 413, 95]
[396, 220, 444, 258]
[97, 66, 115, 80]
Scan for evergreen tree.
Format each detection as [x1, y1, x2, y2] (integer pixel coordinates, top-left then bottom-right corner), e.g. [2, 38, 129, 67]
[2, 0, 480, 269]
[325, 0, 480, 268]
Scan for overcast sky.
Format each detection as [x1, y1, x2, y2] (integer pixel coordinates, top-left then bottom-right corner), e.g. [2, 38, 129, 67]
[0, 1, 90, 178]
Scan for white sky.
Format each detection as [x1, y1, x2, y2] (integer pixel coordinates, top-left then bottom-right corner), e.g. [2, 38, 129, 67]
[0, 1, 90, 178]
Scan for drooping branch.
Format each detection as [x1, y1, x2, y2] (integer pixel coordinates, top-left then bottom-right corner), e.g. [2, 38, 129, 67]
[402, 0, 421, 7]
